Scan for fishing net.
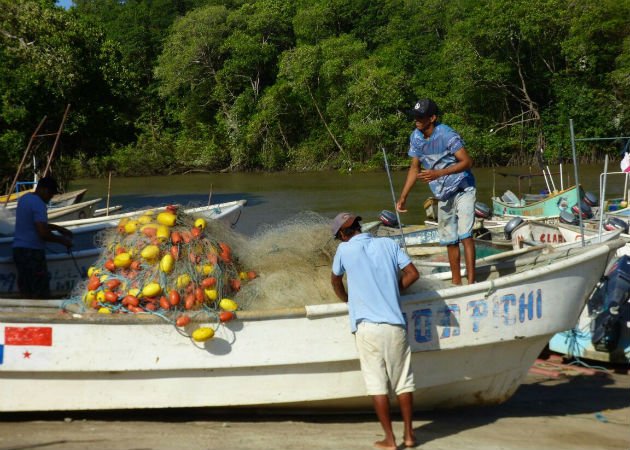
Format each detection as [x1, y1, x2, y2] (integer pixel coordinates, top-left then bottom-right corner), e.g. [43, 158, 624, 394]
[64, 207, 445, 343]
[66, 205, 256, 335]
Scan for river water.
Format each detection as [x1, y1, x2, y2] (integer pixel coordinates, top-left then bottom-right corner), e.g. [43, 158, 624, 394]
[70, 162, 624, 235]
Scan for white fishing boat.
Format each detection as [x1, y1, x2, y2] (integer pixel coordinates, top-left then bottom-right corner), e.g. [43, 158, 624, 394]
[1, 188, 87, 210]
[0, 200, 247, 258]
[54, 199, 247, 229]
[93, 205, 123, 217]
[0, 198, 101, 236]
[0, 201, 247, 296]
[0, 247, 100, 297]
[510, 219, 623, 251]
[0, 240, 622, 413]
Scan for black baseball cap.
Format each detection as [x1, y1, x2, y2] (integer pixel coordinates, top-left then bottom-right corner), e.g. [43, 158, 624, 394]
[408, 98, 439, 118]
[36, 176, 60, 194]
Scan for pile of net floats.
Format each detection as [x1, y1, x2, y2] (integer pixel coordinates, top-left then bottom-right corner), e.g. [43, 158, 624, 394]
[74, 205, 256, 342]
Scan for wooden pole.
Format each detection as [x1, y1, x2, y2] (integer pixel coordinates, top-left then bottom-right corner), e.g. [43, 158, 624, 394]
[3, 116, 47, 208]
[42, 103, 71, 177]
[207, 184, 213, 206]
[106, 171, 112, 216]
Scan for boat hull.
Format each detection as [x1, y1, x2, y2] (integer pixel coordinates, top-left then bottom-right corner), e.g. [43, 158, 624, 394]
[493, 185, 580, 217]
[0, 243, 614, 412]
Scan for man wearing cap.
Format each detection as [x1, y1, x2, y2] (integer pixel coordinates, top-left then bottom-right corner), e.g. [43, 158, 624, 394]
[396, 98, 476, 285]
[330, 212, 419, 450]
[12, 176, 73, 298]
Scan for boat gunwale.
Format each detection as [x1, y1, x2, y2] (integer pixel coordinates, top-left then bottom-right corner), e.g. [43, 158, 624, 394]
[0, 241, 620, 325]
[492, 185, 580, 209]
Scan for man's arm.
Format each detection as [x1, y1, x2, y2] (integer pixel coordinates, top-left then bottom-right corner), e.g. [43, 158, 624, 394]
[35, 222, 73, 248]
[417, 147, 472, 183]
[399, 262, 419, 291]
[396, 157, 421, 213]
[331, 273, 348, 303]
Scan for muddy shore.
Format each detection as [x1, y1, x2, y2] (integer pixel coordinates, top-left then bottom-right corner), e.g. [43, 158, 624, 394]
[1, 366, 628, 450]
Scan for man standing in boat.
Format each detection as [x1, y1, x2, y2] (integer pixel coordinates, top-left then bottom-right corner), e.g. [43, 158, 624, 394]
[396, 98, 477, 285]
[12, 176, 73, 298]
[330, 212, 419, 450]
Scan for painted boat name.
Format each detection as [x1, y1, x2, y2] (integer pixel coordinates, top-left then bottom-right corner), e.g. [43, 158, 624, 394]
[406, 289, 543, 343]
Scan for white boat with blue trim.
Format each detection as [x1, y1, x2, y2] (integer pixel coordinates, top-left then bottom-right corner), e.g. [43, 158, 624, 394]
[0, 239, 622, 412]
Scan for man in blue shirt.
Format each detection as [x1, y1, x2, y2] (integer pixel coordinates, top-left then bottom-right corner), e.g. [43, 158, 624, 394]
[330, 212, 419, 450]
[396, 98, 476, 285]
[12, 176, 73, 298]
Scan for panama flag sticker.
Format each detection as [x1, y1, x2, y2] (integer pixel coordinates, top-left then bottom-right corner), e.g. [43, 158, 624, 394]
[0, 326, 53, 364]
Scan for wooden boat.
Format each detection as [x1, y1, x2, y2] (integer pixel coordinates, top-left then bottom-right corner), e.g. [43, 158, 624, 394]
[0, 240, 622, 413]
[53, 199, 247, 229]
[492, 185, 581, 218]
[0, 190, 32, 203]
[0, 201, 248, 295]
[0, 200, 247, 257]
[363, 220, 440, 246]
[511, 220, 623, 251]
[0, 198, 101, 236]
[2, 189, 87, 210]
[93, 205, 123, 217]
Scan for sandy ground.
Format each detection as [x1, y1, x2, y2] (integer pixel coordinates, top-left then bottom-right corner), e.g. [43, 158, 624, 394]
[0, 367, 628, 450]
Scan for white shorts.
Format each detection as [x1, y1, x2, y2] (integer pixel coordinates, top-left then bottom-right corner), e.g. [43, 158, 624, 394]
[354, 322, 415, 396]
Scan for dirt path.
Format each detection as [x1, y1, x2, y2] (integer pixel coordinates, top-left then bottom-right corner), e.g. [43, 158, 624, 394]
[1, 369, 628, 450]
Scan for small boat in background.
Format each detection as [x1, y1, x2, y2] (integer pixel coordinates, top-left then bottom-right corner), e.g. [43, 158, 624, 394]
[0, 200, 248, 296]
[492, 185, 581, 218]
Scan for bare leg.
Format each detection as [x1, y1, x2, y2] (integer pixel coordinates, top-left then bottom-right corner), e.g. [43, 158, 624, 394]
[447, 243, 462, 285]
[372, 395, 397, 450]
[461, 237, 476, 284]
[397, 392, 416, 447]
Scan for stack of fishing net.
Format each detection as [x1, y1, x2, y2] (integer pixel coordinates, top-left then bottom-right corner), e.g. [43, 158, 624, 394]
[69, 205, 256, 341]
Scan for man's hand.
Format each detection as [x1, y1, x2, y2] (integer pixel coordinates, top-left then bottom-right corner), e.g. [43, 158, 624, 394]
[417, 169, 443, 183]
[396, 198, 408, 213]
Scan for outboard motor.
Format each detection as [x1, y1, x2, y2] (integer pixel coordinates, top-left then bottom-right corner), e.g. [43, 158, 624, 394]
[503, 216, 524, 240]
[571, 200, 593, 219]
[604, 217, 629, 234]
[559, 210, 578, 225]
[378, 210, 398, 228]
[583, 191, 598, 207]
[474, 201, 491, 219]
[589, 255, 630, 352]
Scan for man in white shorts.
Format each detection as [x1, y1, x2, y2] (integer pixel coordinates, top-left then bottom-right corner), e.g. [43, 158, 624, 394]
[330, 212, 420, 450]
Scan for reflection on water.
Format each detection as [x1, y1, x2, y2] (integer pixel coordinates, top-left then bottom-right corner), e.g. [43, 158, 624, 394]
[69, 163, 617, 236]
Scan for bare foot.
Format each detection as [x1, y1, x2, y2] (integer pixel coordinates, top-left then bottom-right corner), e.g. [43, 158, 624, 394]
[373, 439, 397, 450]
[404, 431, 417, 448]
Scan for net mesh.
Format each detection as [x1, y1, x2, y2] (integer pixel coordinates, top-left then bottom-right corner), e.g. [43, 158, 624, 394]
[67, 205, 256, 331]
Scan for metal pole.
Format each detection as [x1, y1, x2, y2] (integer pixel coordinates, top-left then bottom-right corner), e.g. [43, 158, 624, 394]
[3, 116, 47, 208]
[569, 119, 585, 247]
[43, 104, 71, 177]
[382, 148, 407, 253]
[559, 163, 564, 191]
[106, 171, 112, 216]
[597, 155, 608, 242]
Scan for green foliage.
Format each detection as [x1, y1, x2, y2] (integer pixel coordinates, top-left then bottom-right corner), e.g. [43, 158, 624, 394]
[2, 0, 629, 179]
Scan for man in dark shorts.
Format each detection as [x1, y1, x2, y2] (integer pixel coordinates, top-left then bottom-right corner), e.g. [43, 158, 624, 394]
[12, 176, 73, 298]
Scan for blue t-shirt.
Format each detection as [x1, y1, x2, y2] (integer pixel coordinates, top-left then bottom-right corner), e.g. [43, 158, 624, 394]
[13, 193, 47, 250]
[332, 233, 412, 333]
[408, 123, 475, 200]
